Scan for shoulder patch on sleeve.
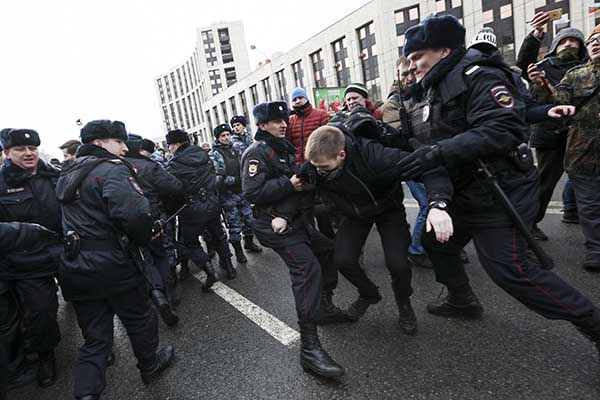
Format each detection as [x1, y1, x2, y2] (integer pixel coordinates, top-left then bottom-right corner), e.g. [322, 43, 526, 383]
[490, 85, 514, 108]
[465, 65, 480, 76]
[247, 159, 259, 177]
[128, 176, 144, 195]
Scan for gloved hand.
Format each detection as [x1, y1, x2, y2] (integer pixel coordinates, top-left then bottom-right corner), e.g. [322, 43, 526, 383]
[426, 208, 453, 243]
[224, 176, 237, 186]
[271, 217, 288, 234]
[395, 138, 443, 180]
[152, 220, 164, 239]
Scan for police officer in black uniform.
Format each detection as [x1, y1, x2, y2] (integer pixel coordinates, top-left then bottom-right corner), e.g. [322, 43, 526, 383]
[0, 128, 62, 388]
[57, 120, 175, 400]
[397, 15, 600, 358]
[124, 134, 184, 326]
[165, 129, 234, 287]
[241, 101, 345, 378]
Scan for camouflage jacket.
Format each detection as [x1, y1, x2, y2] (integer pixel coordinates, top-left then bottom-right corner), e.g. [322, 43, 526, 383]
[533, 61, 600, 175]
[232, 131, 254, 156]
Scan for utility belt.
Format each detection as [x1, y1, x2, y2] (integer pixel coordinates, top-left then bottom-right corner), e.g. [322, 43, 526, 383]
[63, 231, 124, 260]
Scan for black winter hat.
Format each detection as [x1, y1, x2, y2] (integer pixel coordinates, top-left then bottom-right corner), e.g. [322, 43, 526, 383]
[344, 83, 369, 99]
[141, 139, 155, 153]
[252, 101, 290, 125]
[0, 128, 41, 149]
[230, 115, 247, 127]
[213, 124, 232, 138]
[126, 133, 143, 153]
[80, 120, 128, 144]
[165, 129, 190, 145]
[403, 15, 466, 57]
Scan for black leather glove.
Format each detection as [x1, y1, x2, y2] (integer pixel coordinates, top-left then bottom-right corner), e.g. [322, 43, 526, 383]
[395, 138, 443, 180]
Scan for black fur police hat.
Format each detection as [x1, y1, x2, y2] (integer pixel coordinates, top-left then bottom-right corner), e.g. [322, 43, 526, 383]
[213, 124, 232, 138]
[403, 15, 466, 57]
[126, 133, 143, 153]
[0, 128, 41, 149]
[80, 120, 128, 144]
[141, 139, 155, 153]
[252, 101, 290, 125]
[230, 115, 247, 127]
[165, 129, 190, 145]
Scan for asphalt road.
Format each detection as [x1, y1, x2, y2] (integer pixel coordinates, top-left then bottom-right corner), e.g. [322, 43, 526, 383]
[11, 187, 600, 400]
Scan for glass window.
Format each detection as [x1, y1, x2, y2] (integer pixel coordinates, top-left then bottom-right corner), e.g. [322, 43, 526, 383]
[436, 0, 446, 12]
[500, 4, 512, 19]
[483, 9, 494, 24]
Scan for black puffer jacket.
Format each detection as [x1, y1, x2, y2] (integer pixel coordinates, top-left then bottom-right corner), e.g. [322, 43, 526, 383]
[0, 159, 62, 279]
[56, 144, 153, 301]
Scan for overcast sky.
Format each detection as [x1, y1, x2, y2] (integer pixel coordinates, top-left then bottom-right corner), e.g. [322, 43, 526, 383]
[0, 0, 369, 158]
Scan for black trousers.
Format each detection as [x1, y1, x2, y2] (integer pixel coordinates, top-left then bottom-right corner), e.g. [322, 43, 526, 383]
[334, 207, 413, 301]
[272, 224, 334, 323]
[72, 284, 159, 398]
[143, 238, 177, 302]
[0, 284, 19, 400]
[535, 147, 566, 223]
[180, 216, 231, 269]
[423, 213, 597, 325]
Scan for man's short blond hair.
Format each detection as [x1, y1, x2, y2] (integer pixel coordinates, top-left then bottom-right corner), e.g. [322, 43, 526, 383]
[305, 126, 345, 161]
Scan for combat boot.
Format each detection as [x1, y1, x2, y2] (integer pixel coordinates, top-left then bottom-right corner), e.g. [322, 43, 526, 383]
[231, 241, 247, 263]
[201, 261, 221, 292]
[221, 257, 237, 280]
[150, 289, 179, 327]
[395, 295, 418, 336]
[562, 209, 579, 224]
[299, 323, 345, 378]
[37, 351, 56, 388]
[317, 290, 354, 325]
[346, 292, 382, 322]
[140, 345, 175, 385]
[243, 235, 262, 253]
[426, 284, 483, 319]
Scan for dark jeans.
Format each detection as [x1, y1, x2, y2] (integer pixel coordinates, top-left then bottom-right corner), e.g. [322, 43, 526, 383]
[562, 177, 578, 212]
[72, 284, 159, 398]
[406, 181, 428, 255]
[535, 147, 566, 223]
[334, 207, 413, 301]
[180, 216, 231, 269]
[569, 173, 600, 263]
[272, 224, 334, 323]
[143, 237, 177, 302]
[423, 211, 597, 324]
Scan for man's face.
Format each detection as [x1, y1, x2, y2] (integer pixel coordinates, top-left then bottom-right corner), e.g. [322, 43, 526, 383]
[291, 97, 308, 108]
[398, 62, 416, 87]
[97, 138, 128, 157]
[4, 146, 39, 171]
[345, 92, 366, 111]
[407, 48, 451, 82]
[259, 119, 287, 138]
[232, 122, 245, 135]
[309, 151, 346, 178]
[587, 34, 600, 61]
[218, 131, 232, 145]
[62, 148, 75, 161]
[556, 37, 581, 54]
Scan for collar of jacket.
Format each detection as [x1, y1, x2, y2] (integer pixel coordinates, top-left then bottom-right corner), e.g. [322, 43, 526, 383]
[292, 102, 312, 116]
[1, 158, 59, 187]
[255, 129, 296, 159]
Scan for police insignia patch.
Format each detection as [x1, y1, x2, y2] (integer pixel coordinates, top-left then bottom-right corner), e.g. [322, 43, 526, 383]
[128, 177, 144, 195]
[491, 85, 514, 108]
[248, 159, 259, 177]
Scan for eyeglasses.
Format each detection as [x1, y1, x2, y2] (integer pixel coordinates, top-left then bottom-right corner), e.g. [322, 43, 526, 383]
[586, 36, 600, 46]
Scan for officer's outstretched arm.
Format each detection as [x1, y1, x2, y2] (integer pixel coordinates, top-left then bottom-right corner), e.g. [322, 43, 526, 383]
[241, 151, 294, 205]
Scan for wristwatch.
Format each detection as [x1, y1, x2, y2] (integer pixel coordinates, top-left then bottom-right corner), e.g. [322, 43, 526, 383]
[428, 200, 448, 211]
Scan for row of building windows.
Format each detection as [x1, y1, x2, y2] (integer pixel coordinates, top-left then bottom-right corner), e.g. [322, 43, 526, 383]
[156, 55, 201, 105]
[162, 89, 204, 132]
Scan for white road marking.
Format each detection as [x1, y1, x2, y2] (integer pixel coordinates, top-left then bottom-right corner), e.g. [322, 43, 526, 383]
[192, 273, 300, 347]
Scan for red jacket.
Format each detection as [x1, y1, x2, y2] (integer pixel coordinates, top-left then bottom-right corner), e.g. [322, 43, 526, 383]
[286, 104, 330, 165]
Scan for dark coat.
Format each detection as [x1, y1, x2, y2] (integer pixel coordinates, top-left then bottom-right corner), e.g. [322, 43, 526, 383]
[56, 144, 154, 301]
[0, 159, 62, 279]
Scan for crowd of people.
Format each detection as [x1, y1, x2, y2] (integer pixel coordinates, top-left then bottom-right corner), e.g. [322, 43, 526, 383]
[1, 10, 600, 400]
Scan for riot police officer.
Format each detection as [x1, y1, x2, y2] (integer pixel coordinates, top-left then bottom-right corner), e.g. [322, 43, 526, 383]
[397, 15, 600, 361]
[241, 101, 345, 378]
[0, 128, 62, 388]
[230, 115, 254, 155]
[57, 120, 175, 400]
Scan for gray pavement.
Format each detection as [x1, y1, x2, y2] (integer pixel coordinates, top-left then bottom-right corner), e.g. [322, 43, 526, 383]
[10, 195, 600, 400]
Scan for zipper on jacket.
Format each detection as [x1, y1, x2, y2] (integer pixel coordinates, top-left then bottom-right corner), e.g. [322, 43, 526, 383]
[346, 169, 379, 207]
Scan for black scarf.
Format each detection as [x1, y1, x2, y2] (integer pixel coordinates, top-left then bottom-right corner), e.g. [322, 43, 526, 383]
[254, 129, 296, 160]
[1, 158, 59, 187]
[292, 101, 311, 115]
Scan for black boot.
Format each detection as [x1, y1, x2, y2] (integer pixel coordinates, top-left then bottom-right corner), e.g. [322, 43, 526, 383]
[8, 363, 37, 389]
[317, 290, 354, 325]
[231, 241, 247, 263]
[395, 296, 417, 336]
[346, 292, 383, 322]
[562, 209, 579, 224]
[37, 351, 56, 388]
[139, 346, 175, 385]
[221, 257, 237, 280]
[299, 323, 345, 378]
[201, 261, 221, 292]
[426, 285, 483, 319]
[178, 261, 190, 281]
[243, 235, 262, 253]
[532, 224, 548, 241]
[150, 289, 179, 327]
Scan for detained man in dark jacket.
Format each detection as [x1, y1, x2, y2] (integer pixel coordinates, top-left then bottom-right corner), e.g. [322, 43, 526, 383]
[517, 12, 587, 235]
[124, 134, 185, 326]
[0, 128, 62, 389]
[165, 129, 234, 287]
[397, 15, 600, 367]
[57, 120, 175, 400]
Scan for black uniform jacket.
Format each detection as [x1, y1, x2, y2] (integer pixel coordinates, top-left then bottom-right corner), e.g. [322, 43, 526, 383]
[241, 130, 314, 248]
[124, 153, 184, 218]
[166, 143, 220, 224]
[0, 159, 62, 280]
[56, 144, 153, 301]
[411, 48, 539, 227]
